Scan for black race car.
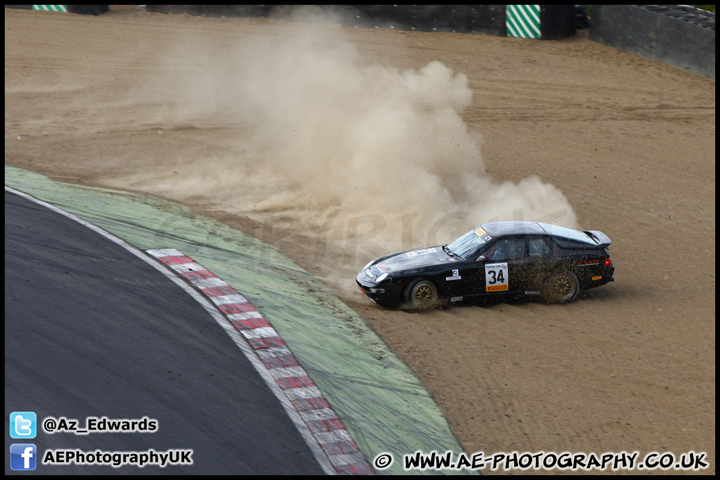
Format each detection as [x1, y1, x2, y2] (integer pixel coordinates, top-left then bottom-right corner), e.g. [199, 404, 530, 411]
[356, 221, 614, 310]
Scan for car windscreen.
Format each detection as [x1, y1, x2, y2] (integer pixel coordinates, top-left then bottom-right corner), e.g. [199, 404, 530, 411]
[447, 227, 493, 260]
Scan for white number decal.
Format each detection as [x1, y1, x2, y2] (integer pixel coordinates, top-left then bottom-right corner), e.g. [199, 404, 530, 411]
[485, 263, 509, 292]
[446, 268, 462, 281]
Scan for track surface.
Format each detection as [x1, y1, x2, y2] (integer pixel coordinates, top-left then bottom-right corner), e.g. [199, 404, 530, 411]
[4, 190, 324, 475]
[5, 6, 715, 474]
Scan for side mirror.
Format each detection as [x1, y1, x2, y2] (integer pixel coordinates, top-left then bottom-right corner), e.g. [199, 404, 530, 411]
[475, 255, 487, 265]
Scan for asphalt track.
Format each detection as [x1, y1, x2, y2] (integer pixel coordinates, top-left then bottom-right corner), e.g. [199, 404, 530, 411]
[4, 190, 325, 475]
[4, 164, 471, 476]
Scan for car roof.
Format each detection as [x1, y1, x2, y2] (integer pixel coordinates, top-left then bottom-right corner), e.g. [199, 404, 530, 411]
[480, 221, 547, 236]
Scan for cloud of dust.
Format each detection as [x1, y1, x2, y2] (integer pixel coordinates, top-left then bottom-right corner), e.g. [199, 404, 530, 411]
[122, 9, 578, 291]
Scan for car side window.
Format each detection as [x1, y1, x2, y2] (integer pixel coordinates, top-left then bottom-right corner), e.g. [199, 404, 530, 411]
[485, 238, 526, 261]
[529, 237, 551, 257]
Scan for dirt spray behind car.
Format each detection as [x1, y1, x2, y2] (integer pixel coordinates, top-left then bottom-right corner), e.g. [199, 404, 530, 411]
[105, 8, 579, 296]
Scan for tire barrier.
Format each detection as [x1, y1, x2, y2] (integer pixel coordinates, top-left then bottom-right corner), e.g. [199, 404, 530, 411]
[146, 5, 268, 18]
[589, 5, 715, 79]
[537, 5, 577, 40]
[575, 5, 589, 29]
[340, 5, 508, 35]
[146, 4, 577, 39]
[67, 5, 107, 15]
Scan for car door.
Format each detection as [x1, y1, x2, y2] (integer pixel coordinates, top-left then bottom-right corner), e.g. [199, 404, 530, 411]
[476, 237, 527, 295]
[450, 257, 485, 299]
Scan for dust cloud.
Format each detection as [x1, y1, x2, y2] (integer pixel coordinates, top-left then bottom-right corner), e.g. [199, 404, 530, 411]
[114, 9, 578, 283]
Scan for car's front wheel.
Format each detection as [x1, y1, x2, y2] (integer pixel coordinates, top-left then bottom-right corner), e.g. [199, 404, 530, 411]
[402, 278, 440, 311]
[541, 271, 580, 304]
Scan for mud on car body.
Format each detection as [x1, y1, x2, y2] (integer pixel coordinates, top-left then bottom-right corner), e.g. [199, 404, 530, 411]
[356, 221, 614, 310]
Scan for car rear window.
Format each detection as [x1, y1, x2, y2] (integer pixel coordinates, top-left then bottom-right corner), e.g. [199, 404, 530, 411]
[539, 223, 598, 248]
[529, 237, 551, 256]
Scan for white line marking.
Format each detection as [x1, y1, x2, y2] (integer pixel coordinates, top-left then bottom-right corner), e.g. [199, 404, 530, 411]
[255, 347, 293, 359]
[283, 387, 324, 401]
[166, 262, 206, 273]
[190, 277, 227, 288]
[241, 327, 280, 339]
[268, 366, 309, 379]
[210, 294, 249, 305]
[146, 248, 183, 257]
[299, 408, 338, 422]
[316, 430, 353, 444]
[226, 312, 264, 321]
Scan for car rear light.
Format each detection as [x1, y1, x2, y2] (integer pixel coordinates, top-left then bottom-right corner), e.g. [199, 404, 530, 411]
[604, 257, 612, 266]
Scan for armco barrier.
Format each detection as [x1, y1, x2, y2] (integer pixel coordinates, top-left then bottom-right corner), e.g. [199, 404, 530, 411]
[589, 5, 715, 79]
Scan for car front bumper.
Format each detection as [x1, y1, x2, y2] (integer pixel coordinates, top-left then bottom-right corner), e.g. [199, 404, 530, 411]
[356, 272, 403, 308]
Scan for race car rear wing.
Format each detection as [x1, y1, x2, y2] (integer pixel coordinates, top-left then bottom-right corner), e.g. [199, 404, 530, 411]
[584, 230, 611, 248]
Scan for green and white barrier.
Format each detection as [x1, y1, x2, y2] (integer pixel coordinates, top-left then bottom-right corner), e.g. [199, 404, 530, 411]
[32, 5, 67, 12]
[506, 4, 541, 38]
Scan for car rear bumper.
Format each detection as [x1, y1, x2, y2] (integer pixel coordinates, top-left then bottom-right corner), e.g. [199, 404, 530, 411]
[579, 265, 614, 289]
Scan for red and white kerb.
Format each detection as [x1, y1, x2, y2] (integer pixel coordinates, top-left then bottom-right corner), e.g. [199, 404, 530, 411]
[146, 248, 374, 475]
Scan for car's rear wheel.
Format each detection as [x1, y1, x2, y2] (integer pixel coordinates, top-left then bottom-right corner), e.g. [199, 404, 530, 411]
[541, 271, 580, 304]
[402, 278, 440, 311]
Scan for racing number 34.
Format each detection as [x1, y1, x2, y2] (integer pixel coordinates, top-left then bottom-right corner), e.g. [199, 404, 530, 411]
[488, 269, 504, 284]
[485, 263, 509, 292]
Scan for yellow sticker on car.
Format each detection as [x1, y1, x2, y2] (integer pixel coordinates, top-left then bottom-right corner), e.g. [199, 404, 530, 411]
[475, 227, 486, 237]
[592, 275, 602, 281]
[487, 284, 509, 292]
